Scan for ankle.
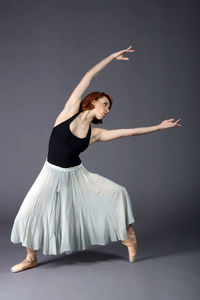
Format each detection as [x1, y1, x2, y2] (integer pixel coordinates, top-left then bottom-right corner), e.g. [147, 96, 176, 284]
[26, 250, 37, 262]
[26, 248, 37, 255]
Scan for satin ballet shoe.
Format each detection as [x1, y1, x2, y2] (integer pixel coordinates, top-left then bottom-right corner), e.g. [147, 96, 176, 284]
[10, 250, 38, 273]
[121, 233, 137, 263]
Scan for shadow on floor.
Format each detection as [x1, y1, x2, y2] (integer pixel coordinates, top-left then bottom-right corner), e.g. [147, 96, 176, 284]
[37, 231, 200, 267]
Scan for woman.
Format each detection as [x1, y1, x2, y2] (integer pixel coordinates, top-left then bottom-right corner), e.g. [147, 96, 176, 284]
[10, 45, 182, 273]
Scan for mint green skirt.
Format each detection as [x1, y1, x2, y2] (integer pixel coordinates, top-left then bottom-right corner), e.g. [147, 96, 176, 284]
[10, 158, 135, 255]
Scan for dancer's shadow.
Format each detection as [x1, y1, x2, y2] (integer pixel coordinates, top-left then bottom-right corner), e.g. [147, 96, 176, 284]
[38, 246, 123, 267]
[37, 230, 200, 267]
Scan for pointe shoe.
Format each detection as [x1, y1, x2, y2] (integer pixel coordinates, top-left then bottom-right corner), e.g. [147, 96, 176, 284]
[121, 233, 137, 263]
[10, 250, 38, 273]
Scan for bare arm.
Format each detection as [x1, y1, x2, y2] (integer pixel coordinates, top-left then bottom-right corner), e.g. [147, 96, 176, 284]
[86, 54, 115, 79]
[91, 118, 182, 143]
[63, 46, 135, 112]
[64, 73, 92, 112]
[92, 126, 161, 143]
[63, 55, 115, 112]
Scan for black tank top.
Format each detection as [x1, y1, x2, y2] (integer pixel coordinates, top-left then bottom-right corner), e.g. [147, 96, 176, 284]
[47, 111, 91, 168]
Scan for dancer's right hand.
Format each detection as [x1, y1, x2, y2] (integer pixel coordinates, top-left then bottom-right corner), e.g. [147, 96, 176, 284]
[111, 45, 136, 61]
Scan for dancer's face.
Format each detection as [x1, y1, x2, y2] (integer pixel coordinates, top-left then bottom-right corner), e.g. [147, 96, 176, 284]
[92, 96, 110, 120]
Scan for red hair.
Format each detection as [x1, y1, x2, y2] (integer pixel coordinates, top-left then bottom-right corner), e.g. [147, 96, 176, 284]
[79, 91, 113, 124]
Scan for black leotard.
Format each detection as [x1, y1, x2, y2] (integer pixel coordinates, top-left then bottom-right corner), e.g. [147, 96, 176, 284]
[47, 111, 91, 168]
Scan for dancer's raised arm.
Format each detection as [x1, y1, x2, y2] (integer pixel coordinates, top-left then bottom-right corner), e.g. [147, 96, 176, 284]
[87, 45, 135, 79]
[63, 45, 135, 113]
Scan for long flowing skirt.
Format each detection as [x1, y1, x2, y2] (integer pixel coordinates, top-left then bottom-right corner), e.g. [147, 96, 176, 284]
[10, 158, 135, 255]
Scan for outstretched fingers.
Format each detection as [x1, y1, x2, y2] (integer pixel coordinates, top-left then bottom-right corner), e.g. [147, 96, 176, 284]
[175, 118, 182, 127]
[167, 118, 182, 127]
[125, 45, 136, 53]
[114, 45, 136, 60]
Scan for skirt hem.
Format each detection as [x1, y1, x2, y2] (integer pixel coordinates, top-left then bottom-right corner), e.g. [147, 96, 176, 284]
[11, 220, 135, 256]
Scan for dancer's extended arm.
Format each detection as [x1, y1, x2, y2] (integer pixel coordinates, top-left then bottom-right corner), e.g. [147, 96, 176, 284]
[64, 45, 135, 112]
[91, 119, 182, 143]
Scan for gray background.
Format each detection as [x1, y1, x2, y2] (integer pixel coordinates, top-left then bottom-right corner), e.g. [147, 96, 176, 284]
[0, 1, 199, 299]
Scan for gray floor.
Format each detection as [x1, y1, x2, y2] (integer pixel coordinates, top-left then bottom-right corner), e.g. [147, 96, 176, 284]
[1, 221, 199, 300]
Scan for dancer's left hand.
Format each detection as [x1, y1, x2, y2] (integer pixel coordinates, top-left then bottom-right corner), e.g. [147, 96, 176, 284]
[159, 118, 182, 129]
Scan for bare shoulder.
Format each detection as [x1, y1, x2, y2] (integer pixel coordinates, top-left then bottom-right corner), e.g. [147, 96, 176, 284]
[53, 99, 81, 127]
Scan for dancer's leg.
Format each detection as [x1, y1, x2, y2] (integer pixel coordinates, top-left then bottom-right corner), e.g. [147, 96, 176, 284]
[121, 224, 137, 262]
[10, 247, 38, 273]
